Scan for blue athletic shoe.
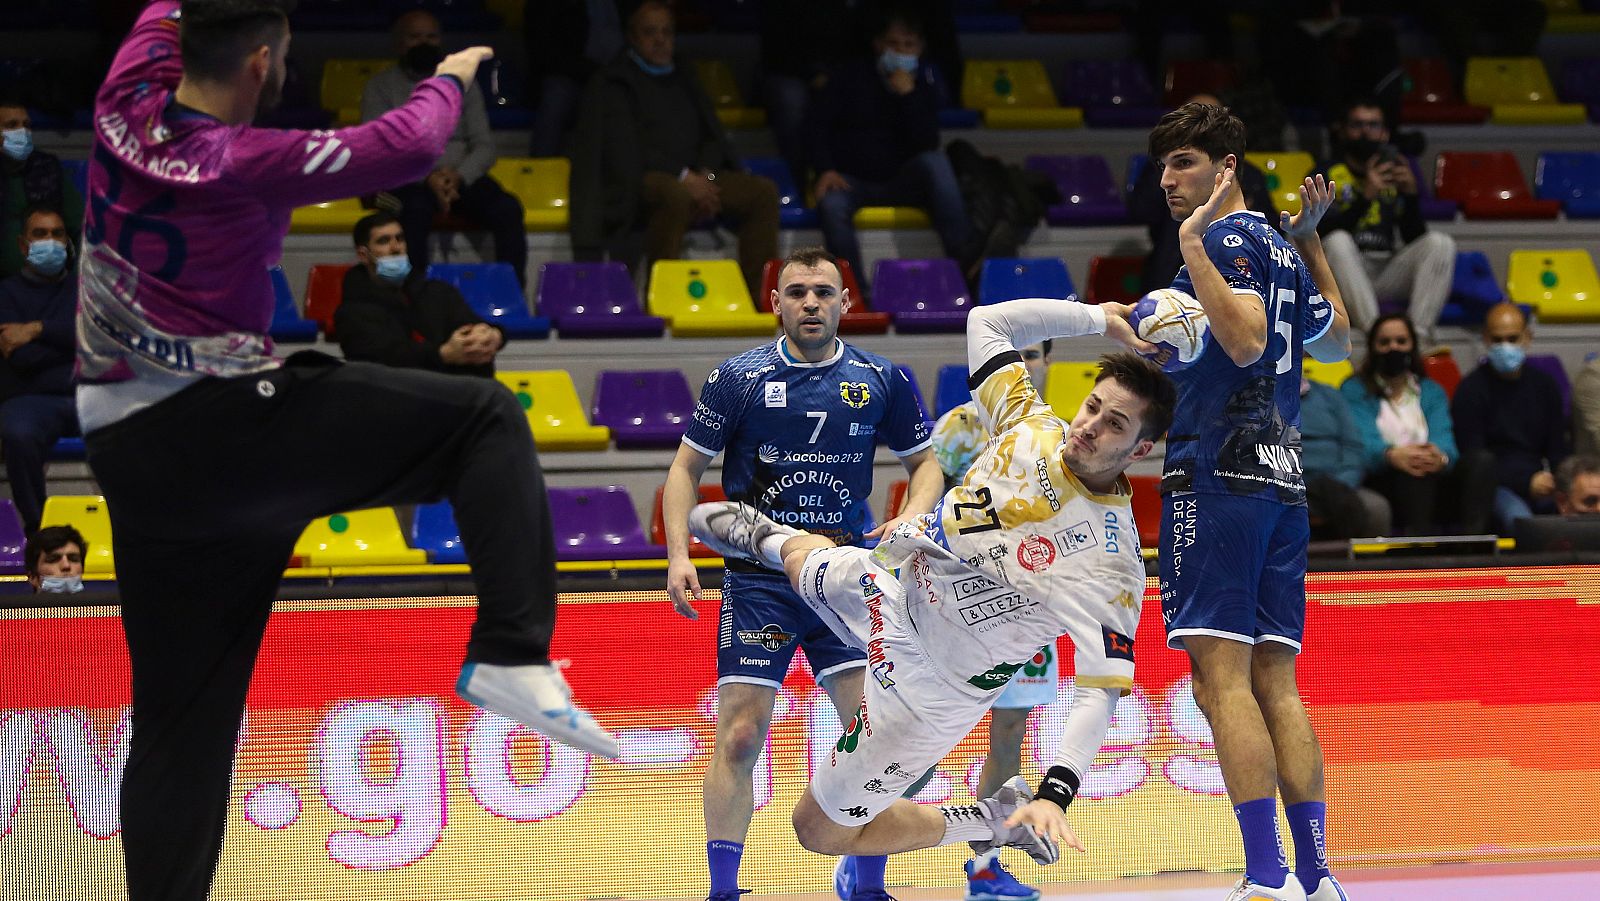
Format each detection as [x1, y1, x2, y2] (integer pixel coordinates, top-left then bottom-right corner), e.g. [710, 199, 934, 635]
[965, 856, 1041, 901]
[706, 891, 751, 901]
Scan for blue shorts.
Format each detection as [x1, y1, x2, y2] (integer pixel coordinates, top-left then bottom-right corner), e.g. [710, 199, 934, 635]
[718, 569, 866, 688]
[1159, 493, 1309, 652]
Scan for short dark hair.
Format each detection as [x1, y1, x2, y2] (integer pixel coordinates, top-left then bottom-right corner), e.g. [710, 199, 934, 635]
[874, 4, 924, 38]
[352, 211, 401, 247]
[20, 203, 65, 234]
[1094, 352, 1176, 441]
[25, 525, 87, 578]
[1339, 96, 1387, 126]
[1148, 101, 1246, 164]
[777, 246, 841, 283]
[1356, 313, 1425, 396]
[180, 0, 294, 82]
[1555, 454, 1600, 498]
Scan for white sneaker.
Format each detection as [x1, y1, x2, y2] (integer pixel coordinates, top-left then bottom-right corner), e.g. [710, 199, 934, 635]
[1305, 876, 1348, 901]
[1224, 877, 1306, 901]
[970, 776, 1059, 865]
[688, 501, 798, 565]
[456, 661, 620, 759]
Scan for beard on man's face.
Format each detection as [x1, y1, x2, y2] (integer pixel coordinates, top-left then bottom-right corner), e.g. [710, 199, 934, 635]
[254, 71, 285, 120]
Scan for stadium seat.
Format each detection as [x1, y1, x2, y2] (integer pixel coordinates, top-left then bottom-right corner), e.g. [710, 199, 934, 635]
[426, 262, 550, 338]
[1163, 59, 1239, 107]
[0, 500, 22, 574]
[305, 263, 354, 338]
[547, 486, 659, 561]
[289, 196, 367, 234]
[1463, 57, 1588, 125]
[979, 258, 1076, 305]
[410, 501, 466, 564]
[591, 370, 694, 449]
[1124, 153, 1150, 200]
[896, 364, 930, 419]
[494, 370, 613, 450]
[935, 364, 972, 417]
[60, 159, 87, 197]
[649, 484, 726, 557]
[319, 58, 390, 125]
[50, 438, 85, 460]
[1024, 155, 1127, 225]
[1506, 249, 1600, 322]
[1542, 0, 1600, 32]
[487, 157, 570, 231]
[757, 258, 888, 333]
[1086, 255, 1146, 305]
[1244, 152, 1316, 215]
[961, 60, 1084, 128]
[884, 479, 910, 521]
[1127, 473, 1161, 549]
[1449, 250, 1507, 312]
[1407, 156, 1459, 221]
[1400, 58, 1490, 124]
[1044, 362, 1099, 420]
[1302, 357, 1354, 390]
[647, 260, 775, 336]
[1423, 351, 1462, 400]
[1535, 152, 1600, 218]
[744, 156, 817, 228]
[1061, 59, 1164, 128]
[1558, 58, 1600, 121]
[1527, 354, 1574, 417]
[1434, 152, 1561, 219]
[693, 59, 766, 128]
[871, 258, 972, 332]
[853, 206, 933, 229]
[536, 261, 665, 338]
[267, 266, 318, 343]
[294, 508, 426, 567]
[40, 496, 114, 574]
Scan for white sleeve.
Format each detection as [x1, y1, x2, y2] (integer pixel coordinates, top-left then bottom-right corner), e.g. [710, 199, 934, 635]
[966, 298, 1108, 374]
[1053, 685, 1119, 776]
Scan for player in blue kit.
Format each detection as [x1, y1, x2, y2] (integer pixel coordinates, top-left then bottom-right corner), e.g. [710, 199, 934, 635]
[664, 247, 945, 901]
[1111, 103, 1353, 901]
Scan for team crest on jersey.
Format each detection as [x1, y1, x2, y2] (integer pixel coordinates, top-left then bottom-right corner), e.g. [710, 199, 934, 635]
[758, 444, 780, 463]
[839, 382, 871, 409]
[1233, 256, 1252, 276]
[1016, 534, 1056, 572]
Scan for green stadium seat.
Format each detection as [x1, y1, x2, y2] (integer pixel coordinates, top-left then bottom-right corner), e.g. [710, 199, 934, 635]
[646, 260, 776, 336]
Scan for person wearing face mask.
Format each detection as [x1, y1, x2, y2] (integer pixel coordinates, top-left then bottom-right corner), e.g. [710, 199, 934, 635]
[24, 524, 87, 594]
[1314, 98, 1454, 346]
[0, 205, 81, 534]
[360, 10, 529, 287]
[1450, 302, 1570, 532]
[0, 99, 84, 280]
[335, 212, 504, 378]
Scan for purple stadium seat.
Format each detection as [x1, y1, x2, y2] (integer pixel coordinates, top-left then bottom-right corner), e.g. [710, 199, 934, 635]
[870, 258, 972, 332]
[0, 500, 24, 574]
[1061, 60, 1164, 127]
[547, 486, 660, 561]
[1025, 155, 1126, 225]
[1559, 58, 1600, 121]
[536, 261, 665, 338]
[591, 370, 694, 449]
[1408, 156, 1458, 221]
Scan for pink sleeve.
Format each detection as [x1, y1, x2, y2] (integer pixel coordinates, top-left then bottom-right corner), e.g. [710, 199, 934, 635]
[97, 0, 184, 112]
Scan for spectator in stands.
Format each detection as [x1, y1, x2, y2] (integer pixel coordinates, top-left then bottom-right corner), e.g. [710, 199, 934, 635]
[1341, 314, 1494, 535]
[759, 0, 861, 189]
[1300, 371, 1391, 539]
[1452, 302, 1569, 531]
[362, 10, 529, 286]
[1315, 98, 1454, 345]
[523, 0, 624, 156]
[336, 212, 504, 378]
[0, 99, 84, 280]
[0, 205, 81, 534]
[1572, 355, 1600, 457]
[1554, 455, 1600, 516]
[569, 0, 779, 295]
[25, 523, 86, 593]
[807, 5, 971, 291]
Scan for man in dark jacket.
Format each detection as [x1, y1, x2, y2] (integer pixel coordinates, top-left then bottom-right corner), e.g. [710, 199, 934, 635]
[336, 212, 504, 378]
[0, 205, 80, 532]
[1, 100, 84, 280]
[569, 0, 778, 294]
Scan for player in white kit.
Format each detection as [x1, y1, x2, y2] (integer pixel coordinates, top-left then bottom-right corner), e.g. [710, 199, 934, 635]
[692, 296, 1174, 862]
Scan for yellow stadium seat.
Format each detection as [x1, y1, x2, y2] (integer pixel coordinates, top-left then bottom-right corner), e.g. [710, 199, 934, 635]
[1463, 57, 1588, 125]
[1506, 249, 1600, 323]
[1245, 152, 1316, 215]
[40, 496, 115, 575]
[1302, 357, 1354, 390]
[853, 207, 932, 229]
[488, 157, 570, 231]
[646, 260, 777, 337]
[961, 60, 1083, 128]
[693, 60, 767, 128]
[289, 197, 367, 234]
[320, 59, 392, 126]
[493, 371, 613, 451]
[1044, 362, 1101, 420]
[293, 508, 426, 568]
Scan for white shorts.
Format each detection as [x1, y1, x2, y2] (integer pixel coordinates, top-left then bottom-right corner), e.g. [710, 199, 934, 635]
[992, 643, 1060, 709]
[798, 546, 997, 827]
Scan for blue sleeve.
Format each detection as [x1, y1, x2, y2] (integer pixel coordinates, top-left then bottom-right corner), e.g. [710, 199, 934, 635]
[1203, 224, 1269, 299]
[1300, 265, 1334, 344]
[681, 364, 745, 457]
[882, 364, 933, 456]
[1340, 377, 1390, 474]
[1420, 379, 1458, 466]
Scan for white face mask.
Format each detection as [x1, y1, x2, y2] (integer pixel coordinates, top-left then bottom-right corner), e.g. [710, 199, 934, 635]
[39, 574, 84, 593]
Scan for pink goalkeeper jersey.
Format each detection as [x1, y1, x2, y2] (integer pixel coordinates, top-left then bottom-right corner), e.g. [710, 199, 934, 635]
[76, 0, 464, 431]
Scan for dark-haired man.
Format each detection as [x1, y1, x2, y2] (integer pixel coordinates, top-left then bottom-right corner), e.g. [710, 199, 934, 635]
[79, 5, 613, 899]
[0, 99, 83, 279]
[1119, 101, 1351, 901]
[690, 298, 1172, 880]
[24, 523, 86, 593]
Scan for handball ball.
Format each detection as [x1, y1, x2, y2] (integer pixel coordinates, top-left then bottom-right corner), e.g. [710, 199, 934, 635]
[1129, 288, 1210, 372]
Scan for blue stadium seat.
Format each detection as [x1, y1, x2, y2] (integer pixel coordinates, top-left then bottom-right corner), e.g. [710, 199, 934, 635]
[1535, 152, 1600, 218]
[895, 364, 930, 420]
[410, 500, 467, 564]
[744, 156, 817, 228]
[425, 262, 551, 339]
[268, 266, 319, 342]
[978, 258, 1076, 305]
[935, 364, 972, 418]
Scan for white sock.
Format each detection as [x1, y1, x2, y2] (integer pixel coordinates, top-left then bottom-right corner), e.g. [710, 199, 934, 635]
[970, 847, 999, 869]
[939, 805, 996, 844]
[757, 534, 788, 569]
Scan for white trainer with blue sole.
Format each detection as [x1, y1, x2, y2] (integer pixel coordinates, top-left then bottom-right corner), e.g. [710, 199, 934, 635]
[456, 661, 620, 759]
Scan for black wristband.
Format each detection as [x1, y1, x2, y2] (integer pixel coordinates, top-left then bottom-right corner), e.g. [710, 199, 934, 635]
[1037, 765, 1080, 810]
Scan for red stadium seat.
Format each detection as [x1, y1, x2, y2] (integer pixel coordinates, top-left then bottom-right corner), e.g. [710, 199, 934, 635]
[650, 484, 727, 557]
[884, 480, 909, 521]
[1127, 474, 1161, 550]
[1086, 255, 1146, 305]
[1424, 350, 1463, 400]
[758, 258, 889, 334]
[1400, 58, 1491, 124]
[1163, 60, 1239, 107]
[305, 263, 354, 338]
[1434, 152, 1562, 219]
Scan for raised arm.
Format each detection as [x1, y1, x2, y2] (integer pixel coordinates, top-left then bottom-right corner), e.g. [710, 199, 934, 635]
[1281, 175, 1352, 363]
[1176, 168, 1267, 367]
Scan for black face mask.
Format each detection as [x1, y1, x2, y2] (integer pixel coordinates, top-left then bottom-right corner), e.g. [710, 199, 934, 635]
[401, 44, 447, 77]
[1346, 137, 1381, 163]
[1377, 349, 1413, 377]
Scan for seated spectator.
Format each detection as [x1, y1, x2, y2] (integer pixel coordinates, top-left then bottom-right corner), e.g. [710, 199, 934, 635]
[1300, 372, 1391, 539]
[336, 212, 504, 378]
[1451, 302, 1569, 532]
[524, 0, 624, 157]
[1555, 454, 1600, 516]
[1341, 314, 1493, 535]
[1315, 98, 1454, 345]
[807, 6, 971, 290]
[0, 205, 81, 534]
[362, 11, 529, 285]
[1573, 354, 1600, 457]
[569, 0, 779, 294]
[25, 523, 86, 593]
[758, 0, 860, 189]
[1, 99, 84, 280]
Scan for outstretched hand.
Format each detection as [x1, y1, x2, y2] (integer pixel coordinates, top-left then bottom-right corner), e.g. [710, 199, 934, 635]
[1178, 166, 1236, 244]
[434, 47, 495, 86]
[1098, 302, 1158, 355]
[1006, 799, 1085, 855]
[1281, 174, 1336, 240]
